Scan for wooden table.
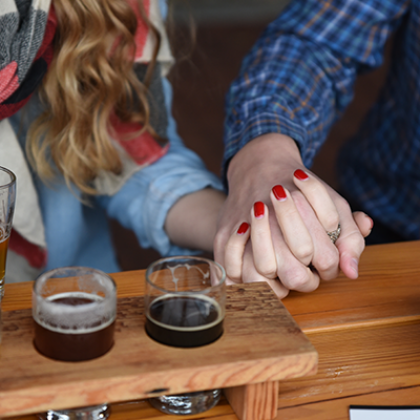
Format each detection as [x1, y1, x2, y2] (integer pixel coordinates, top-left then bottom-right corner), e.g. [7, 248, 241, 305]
[4, 240, 420, 420]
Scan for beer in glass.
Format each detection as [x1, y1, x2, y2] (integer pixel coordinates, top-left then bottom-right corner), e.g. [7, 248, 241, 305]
[0, 166, 16, 298]
[145, 256, 226, 415]
[33, 266, 116, 420]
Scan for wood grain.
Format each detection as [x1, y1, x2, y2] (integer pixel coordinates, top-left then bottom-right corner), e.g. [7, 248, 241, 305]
[0, 283, 317, 417]
[224, 381, 279, 420]
[5, 241, 420, 333]
[277, 321, 420, 408]
[276, 385, 420, 420]
[283, 241, 420, 332]
[4, 241, 420, 420]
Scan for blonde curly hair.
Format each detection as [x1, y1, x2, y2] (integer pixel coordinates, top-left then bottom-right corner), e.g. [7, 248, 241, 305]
[28, 0, 161, 194]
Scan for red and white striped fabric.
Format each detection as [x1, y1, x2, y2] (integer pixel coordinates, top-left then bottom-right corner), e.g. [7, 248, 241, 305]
[0, 0, 173, 273]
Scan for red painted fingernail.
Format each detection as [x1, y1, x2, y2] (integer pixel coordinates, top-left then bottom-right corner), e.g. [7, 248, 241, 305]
[254, 201, 265, 218]
[272, 185, 287, 201]
[294, 169, 309, 181]
[237, 222, 249, 235]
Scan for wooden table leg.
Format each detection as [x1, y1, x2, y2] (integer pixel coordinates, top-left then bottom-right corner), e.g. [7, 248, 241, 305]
[224, 381, 279, 420]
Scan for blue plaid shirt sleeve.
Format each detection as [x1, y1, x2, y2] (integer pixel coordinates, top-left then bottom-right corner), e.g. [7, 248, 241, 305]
[223, 0, 408, 175]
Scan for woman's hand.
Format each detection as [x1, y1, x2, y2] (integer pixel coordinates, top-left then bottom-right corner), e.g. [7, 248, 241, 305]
[221, 196, 372, 298]
[214, 133, 372, 298]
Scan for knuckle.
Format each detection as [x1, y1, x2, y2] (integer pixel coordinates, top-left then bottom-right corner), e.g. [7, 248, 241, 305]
[277, 288, 290, 299]
[267, 279, 290, 299]
[255, 262, 277, 279]
[226, 271, 241, 282]
[352, 236, 366, 254]
[325, 211, 340, 229]
[340, 230, 366, 254]
[314, 250, 339, 273]
[293, 243, 314, 262]
[279, 206, 299, 219]
[286, 270, 311, 290]
[335, 197, 352, 214]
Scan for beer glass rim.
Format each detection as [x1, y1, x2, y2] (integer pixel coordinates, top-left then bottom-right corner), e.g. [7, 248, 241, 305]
[33, 266, 117, 296]
[0, 166, 16, 190]
[145, 255, 226, 295]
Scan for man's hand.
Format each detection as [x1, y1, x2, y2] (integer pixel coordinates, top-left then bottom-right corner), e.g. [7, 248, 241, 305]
[214, 133, 372, 298]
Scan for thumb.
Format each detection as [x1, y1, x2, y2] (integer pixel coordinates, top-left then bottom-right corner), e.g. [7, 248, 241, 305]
[336, 212, 371, 279]
[353, 211, 374, 238]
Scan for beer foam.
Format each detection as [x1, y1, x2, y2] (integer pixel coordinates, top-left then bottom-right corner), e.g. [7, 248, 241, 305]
[33, 292, 116, 334]
[78, 271, 114, 295]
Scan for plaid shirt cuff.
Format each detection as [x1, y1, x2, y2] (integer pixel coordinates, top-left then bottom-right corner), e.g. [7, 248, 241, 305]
[223, 109, 312, 184]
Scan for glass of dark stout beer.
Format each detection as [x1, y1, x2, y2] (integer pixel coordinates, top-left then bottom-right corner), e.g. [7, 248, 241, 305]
[32, 266, 117, 420]
[145, 256, 226, 415]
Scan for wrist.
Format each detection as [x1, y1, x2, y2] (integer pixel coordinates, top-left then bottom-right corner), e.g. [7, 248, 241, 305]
[165, 189, 226, 252]
[227, 133, 304, 189]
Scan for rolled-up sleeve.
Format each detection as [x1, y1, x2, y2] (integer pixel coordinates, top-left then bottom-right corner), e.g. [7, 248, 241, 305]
[97, 78, 223, 256]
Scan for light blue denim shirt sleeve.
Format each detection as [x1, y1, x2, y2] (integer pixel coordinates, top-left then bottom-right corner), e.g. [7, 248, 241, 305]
[159, 0, 168, 20]
[96, 78, 224, 256]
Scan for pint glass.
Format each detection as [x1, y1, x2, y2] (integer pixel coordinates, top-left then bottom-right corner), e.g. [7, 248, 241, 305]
[0, 166, 16, 298]
[33, 266, 117, 420]
[145, 256, 226, 415]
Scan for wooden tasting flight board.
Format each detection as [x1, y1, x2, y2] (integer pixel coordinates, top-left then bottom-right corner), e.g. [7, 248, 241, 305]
[0, 282, 318, 420]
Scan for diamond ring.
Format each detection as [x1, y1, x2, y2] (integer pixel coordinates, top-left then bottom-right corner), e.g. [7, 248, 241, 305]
[327, 224, 341, 245]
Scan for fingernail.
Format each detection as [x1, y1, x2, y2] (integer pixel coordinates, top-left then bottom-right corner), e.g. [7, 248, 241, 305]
[237, 222, 249, 234]
[294, 169, 309, 181]
[254, 201, 265, 218]
[366, 215, 374, 230]
[272, 185, 287, 201]
[350, 258, 359, 277]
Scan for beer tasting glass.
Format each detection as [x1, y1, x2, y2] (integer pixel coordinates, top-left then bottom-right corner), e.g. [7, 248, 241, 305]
[145, 256, 226, 415]
[33, 266, 117, 420]
[0, 166, 16, 346]
[0, 166, 16, 298]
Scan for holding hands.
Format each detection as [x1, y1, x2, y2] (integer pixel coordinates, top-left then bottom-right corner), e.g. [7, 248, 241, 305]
[214, 134, 373, 298]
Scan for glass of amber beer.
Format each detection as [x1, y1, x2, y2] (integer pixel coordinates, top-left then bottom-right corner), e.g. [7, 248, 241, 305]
[145, 256, 226, 415]
[0, 166, 16, 298]
[33, 266, 117, 420]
